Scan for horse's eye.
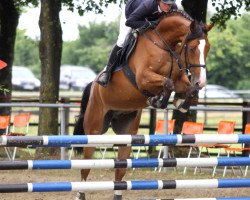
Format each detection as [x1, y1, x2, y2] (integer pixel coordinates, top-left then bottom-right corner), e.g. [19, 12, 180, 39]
[189, 47, 196, 53]
[177, 42, 182, 47]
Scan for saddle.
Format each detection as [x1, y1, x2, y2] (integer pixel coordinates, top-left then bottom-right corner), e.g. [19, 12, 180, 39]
[117, 33, 139, 92]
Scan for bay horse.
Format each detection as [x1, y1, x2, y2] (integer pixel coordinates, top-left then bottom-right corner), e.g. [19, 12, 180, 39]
[74, 10, 213, 200]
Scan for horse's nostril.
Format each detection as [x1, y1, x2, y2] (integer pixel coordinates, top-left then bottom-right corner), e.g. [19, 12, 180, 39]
[195, 81, 205, 90]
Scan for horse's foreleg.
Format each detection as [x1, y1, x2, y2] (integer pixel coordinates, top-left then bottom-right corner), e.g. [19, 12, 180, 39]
[115, 146, 132, 181]
[113, 146, 132, 200]
[137, 69, 174, 95]
[76, 87, 106, 200]
[147, 78, 174, 109]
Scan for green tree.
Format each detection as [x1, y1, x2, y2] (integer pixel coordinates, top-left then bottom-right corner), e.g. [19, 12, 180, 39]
[62, 20, 119, 72]
[211, 0, 250, 28]
[232, 14, 250, 89]
[14, 29, 40, 76]
[37, 0, 62, 157]
[207, 14, 250, 89]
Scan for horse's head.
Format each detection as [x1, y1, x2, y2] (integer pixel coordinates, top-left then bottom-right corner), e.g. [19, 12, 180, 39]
[156, 11, 213, 90]
[179, 20, 213, 89]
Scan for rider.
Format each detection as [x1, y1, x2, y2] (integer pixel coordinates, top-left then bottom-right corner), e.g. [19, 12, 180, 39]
[97, 0, 177, 87]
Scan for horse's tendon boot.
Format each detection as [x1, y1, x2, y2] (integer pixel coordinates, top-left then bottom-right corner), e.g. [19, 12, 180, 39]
[152, 93, 170, 109]
[186, 85, 198, 97]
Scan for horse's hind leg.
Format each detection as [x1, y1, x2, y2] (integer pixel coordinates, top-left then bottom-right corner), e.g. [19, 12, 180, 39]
[76, 102, 108, 200]
[113, 110, 142, 200]
[80, 147, 96, 180]
[80, 114, 105, 181]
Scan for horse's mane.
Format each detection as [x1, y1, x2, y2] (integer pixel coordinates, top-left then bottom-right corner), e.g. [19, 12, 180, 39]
[163, 10, 205, 40]
[164, 9, 194, 22]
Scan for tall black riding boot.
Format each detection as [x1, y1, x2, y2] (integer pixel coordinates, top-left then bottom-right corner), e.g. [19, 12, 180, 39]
[97, 45, 122, 87]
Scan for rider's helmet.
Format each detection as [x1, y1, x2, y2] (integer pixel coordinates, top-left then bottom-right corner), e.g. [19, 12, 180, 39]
[161, 0, 176, 4]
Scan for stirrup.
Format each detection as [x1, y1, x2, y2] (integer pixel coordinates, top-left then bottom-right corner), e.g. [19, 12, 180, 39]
[97, 71, 111, 87]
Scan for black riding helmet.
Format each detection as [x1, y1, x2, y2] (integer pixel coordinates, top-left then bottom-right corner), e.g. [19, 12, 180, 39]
[161, 0, 176, 4]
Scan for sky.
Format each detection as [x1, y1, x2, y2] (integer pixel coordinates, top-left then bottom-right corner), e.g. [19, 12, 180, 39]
[19, 3, 122, 41]
[19, 1, 217, 41]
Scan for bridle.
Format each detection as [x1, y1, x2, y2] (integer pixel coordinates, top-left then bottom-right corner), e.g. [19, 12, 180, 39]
[181, 30, 207, 69]
[143, 28, 206, 77]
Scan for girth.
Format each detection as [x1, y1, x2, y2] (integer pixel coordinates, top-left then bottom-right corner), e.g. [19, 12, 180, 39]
[122, 63, 155, 97]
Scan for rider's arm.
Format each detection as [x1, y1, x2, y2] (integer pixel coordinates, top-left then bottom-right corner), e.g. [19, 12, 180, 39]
[126, 5, 152, 29]
[125, 1, 158, 29]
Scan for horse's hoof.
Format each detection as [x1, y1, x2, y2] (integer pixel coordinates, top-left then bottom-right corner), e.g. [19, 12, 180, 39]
[113, 194, 122, 200]
[75, 192, 86, 200]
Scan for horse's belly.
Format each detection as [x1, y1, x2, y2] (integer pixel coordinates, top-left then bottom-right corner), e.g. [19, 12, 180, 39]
[98, 71, 148, 110]
[103, 91, 147, 110]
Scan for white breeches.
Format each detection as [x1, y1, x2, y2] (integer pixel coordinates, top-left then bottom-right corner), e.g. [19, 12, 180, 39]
[116, 7, 132, 47]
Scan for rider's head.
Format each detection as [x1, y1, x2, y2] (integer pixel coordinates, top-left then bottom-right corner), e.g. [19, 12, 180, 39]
[158, 0, 176, 12]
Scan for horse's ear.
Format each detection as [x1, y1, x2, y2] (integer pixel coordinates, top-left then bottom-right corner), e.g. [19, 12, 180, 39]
[204, 23, 214, 32]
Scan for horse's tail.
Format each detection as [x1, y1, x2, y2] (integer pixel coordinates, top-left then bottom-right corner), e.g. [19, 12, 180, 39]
[73, 81, 92, 154]
[73, 81, 92, 135]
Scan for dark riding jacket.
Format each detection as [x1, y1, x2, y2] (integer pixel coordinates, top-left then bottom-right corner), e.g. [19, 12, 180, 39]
[125, 0, 178, 29]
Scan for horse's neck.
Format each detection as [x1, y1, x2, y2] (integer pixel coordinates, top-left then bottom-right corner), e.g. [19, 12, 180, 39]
[157, 15, 191, 44]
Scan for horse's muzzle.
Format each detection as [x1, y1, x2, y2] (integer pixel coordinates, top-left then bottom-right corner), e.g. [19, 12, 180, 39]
[196, 67, 207, 89]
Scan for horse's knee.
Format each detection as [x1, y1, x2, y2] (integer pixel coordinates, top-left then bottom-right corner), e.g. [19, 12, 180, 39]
[83, 147, 95, 158]
[80, 169, 91, 181]
[115, 168, 127, 181]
